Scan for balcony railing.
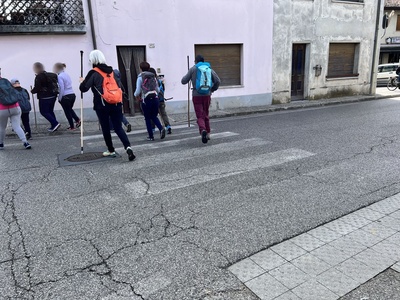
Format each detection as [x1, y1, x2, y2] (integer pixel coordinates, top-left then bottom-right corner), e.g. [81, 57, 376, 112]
[0, 0, 86, 34]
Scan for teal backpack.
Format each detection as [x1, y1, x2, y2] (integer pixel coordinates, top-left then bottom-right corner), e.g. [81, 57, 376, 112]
[0, 78, 19, 106]
[195, 62, 213, 95]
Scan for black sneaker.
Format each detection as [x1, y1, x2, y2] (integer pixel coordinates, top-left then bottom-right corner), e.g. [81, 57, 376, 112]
[0, 143, 4, 150]
[201, 130, 208, 144]
[26, 133, 32, 140]
[126, 123, 132, 133]
[24, 142, 31, 149]
[167, 127, 172, 134]
[126, 147, 136, 161]
[160, 128, 166, 140]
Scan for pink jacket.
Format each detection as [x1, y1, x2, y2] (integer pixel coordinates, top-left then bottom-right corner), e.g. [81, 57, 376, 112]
[0, 103, 19, 110]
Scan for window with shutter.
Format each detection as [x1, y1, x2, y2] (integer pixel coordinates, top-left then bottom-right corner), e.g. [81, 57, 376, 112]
[327, 43, 359, 78]
[195, 44, 242, 86]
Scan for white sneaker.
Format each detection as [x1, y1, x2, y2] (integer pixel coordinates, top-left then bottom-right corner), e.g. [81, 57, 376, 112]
[103, 151, 116, 157]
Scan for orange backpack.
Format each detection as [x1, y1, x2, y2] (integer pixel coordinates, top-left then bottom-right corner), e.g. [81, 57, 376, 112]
[93, 67, 123, 104]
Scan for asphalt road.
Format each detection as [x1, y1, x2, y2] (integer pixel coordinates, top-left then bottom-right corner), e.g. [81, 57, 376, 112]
[2, 98, 400, 300]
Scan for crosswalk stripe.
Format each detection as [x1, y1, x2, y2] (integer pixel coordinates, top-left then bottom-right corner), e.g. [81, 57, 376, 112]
[124, 148, 315, 198]
[114, 132, 239, 152]
[110, 138, 271, 170]
[83, 124, 195, 141]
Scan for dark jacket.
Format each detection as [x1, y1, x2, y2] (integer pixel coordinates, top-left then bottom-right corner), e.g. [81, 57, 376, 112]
[79, 64, 122, 110]
[31, 72, 58, 99]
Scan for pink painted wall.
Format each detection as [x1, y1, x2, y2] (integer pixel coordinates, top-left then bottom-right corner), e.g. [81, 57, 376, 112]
[0, 0, 273, 117]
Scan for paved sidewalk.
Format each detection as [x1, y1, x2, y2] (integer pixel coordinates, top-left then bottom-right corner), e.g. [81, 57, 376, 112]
[229, 193, 400, 300]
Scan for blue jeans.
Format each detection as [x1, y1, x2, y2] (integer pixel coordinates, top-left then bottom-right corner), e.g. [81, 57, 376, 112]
[141, 95, 163, 139]
[39, 96, 58, 128]
[96, 104, 131, 152]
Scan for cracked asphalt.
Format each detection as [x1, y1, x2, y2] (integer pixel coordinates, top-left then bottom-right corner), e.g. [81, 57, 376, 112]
[2, 98, 400, 299]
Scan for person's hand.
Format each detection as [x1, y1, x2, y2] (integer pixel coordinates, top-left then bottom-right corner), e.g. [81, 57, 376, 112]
[79, 77, 84, 83]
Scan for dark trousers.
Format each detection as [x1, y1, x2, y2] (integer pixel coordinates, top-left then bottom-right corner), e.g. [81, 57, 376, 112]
[109, 115, 129, 131]
[141, 96, 163, 139]
[193, 95, 211, 134]
[96, 104, 131, 152]
[39, 96, 58, 128]
[60, 94, 80, 128]
[21, 112, 31, 135]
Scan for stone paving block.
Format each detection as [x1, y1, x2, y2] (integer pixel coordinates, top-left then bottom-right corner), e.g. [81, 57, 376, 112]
[324, 219, 357, 235]
[310, 244, 351, 266]
[245, 273, 288, 300]
[338, 213, 372, 229]
[389, 210, 400, 220]
[371, 241, 400, 261]
[354, 207, 385, 221]
[317, 268, 359, 296]
[345, 228, 383, 247]
[368, 200, 400, 215]
[292, 279, 338, 300]
[274, 291, 301, 300]
[228, 258, 265, 282]
[308, 225, 342, 243]
[328, 235, 367, 257]
[392, 262, 400, 273]
[386, 232, 400, 246]
[377, 215, 400, 231]
[353, 248, 396, 272]
[291, 233, 325, 252]
[291, 253, 331, 276]
[271, 240, 307, 261]
[379, 194, 400, 209]
[335, 257, 381, 284]
[250, 249, 287, 271]
[362, 222, 397, 239]
[269, 262, 310, 289]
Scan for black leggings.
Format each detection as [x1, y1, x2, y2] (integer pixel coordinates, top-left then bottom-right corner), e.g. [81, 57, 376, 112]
[21, 112, 31, 135]
[96, 104, 131, 152]
[60, 94, 80, 128]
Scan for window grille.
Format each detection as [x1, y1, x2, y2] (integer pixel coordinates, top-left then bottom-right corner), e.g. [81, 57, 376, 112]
[0, 0, 85, 33]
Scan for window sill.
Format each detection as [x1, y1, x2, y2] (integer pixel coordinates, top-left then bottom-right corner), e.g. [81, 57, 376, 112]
[0, 25, 86, 35]
[219, 85, 244, 89]
[331, 0, 364, 5]
[326, 76, 359, 81]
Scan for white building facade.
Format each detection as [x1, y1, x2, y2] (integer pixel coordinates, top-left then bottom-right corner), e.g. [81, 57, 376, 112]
[0, 0, 273, 120]
[272, 0, 381, 103]
[380, 0, 400, 64]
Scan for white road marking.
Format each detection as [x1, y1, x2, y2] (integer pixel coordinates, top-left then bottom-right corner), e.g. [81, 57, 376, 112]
[125, 148, 315, 197]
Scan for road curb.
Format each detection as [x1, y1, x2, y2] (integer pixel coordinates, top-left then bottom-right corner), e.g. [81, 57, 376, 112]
[208, 94, 396, 120]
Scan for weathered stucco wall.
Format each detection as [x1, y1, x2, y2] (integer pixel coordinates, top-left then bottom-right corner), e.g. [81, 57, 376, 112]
[273, 0, 378, 103]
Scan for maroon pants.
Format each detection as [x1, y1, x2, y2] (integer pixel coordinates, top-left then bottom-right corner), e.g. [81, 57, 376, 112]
[192, 95, 211, 134]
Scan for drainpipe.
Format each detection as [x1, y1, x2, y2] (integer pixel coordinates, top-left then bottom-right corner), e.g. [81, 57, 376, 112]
[87, 0, 97, 49]
[370, 0, 382, 95]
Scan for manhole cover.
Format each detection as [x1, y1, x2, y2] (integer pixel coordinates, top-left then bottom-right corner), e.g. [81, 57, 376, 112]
[58, 151, 121, 167]
[65, 152, 104, 162]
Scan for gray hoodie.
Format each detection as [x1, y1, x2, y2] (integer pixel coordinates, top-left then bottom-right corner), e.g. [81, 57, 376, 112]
[181, 65, 221, 97]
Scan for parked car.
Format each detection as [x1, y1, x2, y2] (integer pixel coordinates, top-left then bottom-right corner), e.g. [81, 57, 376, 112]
[377, 63, 398, 86]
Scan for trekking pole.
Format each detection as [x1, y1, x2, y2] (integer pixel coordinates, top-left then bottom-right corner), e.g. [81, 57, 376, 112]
[187, 55, 191, 128]
[80, 50, 84, 154]
[30, 86, 38, 132]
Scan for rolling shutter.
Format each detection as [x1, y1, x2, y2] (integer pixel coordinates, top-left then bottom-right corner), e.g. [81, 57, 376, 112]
[327, 43, 358, 78]
[195, 44, 242, 86]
